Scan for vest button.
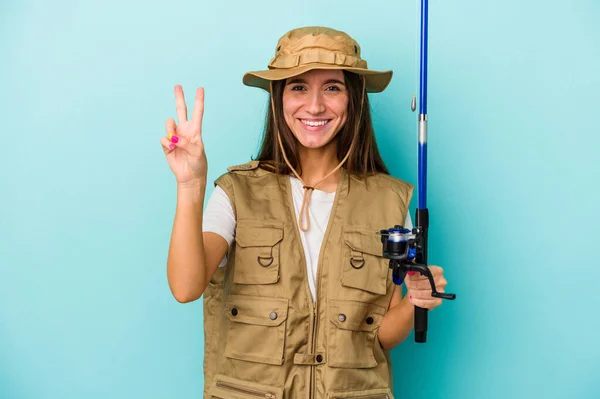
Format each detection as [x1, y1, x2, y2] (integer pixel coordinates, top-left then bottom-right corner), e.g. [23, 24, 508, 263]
[231, 308, 238, 316]
[269, 312, 278, 320]
[338, 314, 346, 322]
[366, 316, 374, 325]
[316, 354, 323, 363]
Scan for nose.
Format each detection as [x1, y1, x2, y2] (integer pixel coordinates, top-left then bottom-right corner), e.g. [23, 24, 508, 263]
[307, 90, 326, 115]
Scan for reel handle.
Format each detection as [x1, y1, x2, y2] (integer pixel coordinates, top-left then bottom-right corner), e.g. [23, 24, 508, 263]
[381, 225, 456, 343]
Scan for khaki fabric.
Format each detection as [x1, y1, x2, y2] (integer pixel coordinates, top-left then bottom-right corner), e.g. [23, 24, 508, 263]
[202, 161, 413, 399]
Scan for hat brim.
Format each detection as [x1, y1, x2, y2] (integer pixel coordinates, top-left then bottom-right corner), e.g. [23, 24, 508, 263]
[242, 63, 393, 93]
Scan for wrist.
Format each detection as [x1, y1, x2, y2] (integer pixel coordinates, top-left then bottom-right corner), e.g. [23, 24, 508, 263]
[402, 293, 415, 313]
[178, 177, 207, 189]
[177, 178, 207, 202]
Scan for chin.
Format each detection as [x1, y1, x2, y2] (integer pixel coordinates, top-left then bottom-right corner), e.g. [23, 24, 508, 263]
[295, 133, 337, 150]
[298, 136, 327, 148]
[293, 121, 340, 149]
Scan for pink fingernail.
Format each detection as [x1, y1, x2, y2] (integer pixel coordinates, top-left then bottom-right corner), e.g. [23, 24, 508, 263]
[169, 144, 175, 150]
[171, 135, 179, 143]
[408, 271, 415, 275]
[409, 295, 413, 300]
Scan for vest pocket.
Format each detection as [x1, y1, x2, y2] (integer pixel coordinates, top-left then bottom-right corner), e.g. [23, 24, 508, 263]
[342, 226, 389, 295]
[234, 219, 284, 285]
[327, 387, 394, 399]
[224, 294, 289, 365]
[327, 299, 386, 369]
[209, 373, 284, 399]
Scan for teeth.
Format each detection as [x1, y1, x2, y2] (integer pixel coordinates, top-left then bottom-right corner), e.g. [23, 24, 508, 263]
[301, 119, 329, 127]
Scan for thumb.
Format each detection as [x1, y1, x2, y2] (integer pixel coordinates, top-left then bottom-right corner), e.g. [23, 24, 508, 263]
[170, 131, 204, 158]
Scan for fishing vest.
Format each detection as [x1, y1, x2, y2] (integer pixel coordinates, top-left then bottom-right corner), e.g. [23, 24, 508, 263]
[202, 161, 413, 399]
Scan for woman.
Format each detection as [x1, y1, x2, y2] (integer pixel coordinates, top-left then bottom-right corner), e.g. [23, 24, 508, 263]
[161, 26, 449, 399]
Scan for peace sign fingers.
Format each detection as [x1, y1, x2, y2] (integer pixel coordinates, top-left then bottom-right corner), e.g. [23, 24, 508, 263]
[191, 87, 205, 132]
[174, 85, 188, 124]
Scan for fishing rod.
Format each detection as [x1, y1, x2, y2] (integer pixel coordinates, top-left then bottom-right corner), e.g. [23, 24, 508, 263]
[379, 0, 456, 343]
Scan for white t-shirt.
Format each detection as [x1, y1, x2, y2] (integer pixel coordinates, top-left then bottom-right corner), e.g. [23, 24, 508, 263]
[202, 176, 413, 301]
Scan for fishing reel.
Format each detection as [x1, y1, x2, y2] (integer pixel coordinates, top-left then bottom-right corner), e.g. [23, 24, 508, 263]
[378, 226, 455, 301]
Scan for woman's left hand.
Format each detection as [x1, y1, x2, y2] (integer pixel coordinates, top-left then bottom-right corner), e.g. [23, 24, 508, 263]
[404, 266, 448, 310]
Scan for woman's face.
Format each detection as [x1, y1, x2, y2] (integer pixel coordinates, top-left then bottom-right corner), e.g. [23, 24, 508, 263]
[282, 69, 349, 150]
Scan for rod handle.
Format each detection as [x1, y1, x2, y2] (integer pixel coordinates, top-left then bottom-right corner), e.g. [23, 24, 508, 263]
[414, 306, 428, 343]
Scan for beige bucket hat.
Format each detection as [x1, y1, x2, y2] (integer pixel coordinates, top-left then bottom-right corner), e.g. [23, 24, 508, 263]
[243, 26, 393, 92]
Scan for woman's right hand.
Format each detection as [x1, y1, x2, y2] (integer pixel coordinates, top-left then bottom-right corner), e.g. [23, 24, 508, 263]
[161, 85, 208, 184]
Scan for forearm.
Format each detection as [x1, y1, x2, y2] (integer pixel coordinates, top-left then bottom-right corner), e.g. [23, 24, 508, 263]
[167, 179, 207, 303]
[378, 295, 415, 350]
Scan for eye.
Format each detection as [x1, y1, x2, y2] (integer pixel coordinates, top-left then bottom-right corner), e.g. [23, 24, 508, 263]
[290, 85, 306, 91]
[325, 85, 342, 92]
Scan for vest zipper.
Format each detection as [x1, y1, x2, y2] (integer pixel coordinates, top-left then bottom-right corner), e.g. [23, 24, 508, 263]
[309, 172, 346, 399]
[310, 303, 318, 399]
[216, 381, 277, 399]
[283, 172, 345, 399]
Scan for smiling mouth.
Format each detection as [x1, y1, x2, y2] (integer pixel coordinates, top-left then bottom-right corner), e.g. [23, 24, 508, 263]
[299, 119, 332, 128]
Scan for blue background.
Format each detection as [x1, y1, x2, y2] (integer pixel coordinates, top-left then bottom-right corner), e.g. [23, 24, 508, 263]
[1, 0, 599, 398]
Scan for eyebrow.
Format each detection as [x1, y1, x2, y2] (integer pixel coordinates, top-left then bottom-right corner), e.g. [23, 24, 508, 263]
[286, 78, 346, 86]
